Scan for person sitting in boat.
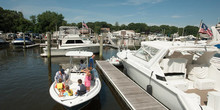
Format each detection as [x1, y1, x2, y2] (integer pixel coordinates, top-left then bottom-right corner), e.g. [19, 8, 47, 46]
[55, 68, 69, 84]
[84, 69, 91, 92]
[55, 78, 65, 94]
[75, 79, 86, 96]
[59, 85, 73, 97]
[78, 59, 86, 71]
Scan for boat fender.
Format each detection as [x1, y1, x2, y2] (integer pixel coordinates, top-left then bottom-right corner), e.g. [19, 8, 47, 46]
[147, 71, 153, 95]
[123, 68, 127, 75]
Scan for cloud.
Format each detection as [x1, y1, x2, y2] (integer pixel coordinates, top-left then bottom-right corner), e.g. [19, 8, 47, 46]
[171, 15, 183, 18]
[122, 0, 163, 5]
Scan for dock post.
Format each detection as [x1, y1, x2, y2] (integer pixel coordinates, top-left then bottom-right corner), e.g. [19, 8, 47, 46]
[23, 34, 26, 48]
[47, 32, 51, 58]
[99, 34, 103, 60]
[31, 33, 33, 42]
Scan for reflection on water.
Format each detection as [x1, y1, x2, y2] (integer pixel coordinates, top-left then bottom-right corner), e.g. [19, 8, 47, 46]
[48, 57, 52, 86]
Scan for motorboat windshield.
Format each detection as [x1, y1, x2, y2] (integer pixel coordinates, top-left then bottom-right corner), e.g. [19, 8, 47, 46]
[133, 45, 159, 62]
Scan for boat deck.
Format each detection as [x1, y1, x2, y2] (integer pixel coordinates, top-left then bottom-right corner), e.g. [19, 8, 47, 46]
[96, 60, 167, 110]
[185, 89, 215, 105]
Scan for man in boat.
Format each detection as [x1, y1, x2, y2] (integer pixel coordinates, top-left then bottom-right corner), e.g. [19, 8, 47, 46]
[75, 79, 86, 96]
[88, 54, 95, 69]
[55, 69, 69, 84]
[88, 55, 95, 81]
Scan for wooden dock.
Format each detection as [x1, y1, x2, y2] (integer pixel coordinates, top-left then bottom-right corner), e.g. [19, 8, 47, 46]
[96, 61, 167, 110]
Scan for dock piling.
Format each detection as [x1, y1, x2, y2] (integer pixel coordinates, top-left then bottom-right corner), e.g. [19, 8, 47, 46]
[47, 32, 51, 58]
[99, 34, 104, 60]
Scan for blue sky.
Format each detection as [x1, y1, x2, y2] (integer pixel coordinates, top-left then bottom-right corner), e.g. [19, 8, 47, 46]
[1, 0, 220, 27]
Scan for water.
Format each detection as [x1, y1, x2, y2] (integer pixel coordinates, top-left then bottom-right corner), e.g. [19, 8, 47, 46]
[0, 38, 141, 110]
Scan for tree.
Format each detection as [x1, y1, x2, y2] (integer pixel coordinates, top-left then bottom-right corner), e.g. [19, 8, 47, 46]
[149, 25, 161, 33]
[37, 11, 66, 33]
[184, 25, 199, 37]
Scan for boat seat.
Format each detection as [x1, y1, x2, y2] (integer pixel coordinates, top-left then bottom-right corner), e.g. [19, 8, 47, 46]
[187, 64, 209, 81]
[167, 79, 189, 91]
[194, 79, 215, 90]
[160, 58, 188, 79]
[186, 93, 201, 105]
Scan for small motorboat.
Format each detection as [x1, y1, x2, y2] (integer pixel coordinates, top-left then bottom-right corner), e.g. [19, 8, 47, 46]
[106, 56, 122, 66]
[49, 51, 101, 107]
[11, 37, 34, 46]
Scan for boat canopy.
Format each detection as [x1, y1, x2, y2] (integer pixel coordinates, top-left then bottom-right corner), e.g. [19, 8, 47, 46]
[65, 51, 93, 57]
[168, 46, 218, 56]
[141, 41, 218, 56]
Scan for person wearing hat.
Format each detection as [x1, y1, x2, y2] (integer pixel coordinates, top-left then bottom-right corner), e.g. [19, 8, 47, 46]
[54, 68, 69, 84]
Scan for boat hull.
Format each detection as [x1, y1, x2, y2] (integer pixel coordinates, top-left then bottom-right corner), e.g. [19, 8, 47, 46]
[49, 68, 101, 108]
[41, 45, 100, 57]
[122, 60, 187, 110]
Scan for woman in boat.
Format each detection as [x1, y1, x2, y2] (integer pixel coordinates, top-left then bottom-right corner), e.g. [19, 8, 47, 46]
[76, 79, 86, 96]
[84, 69, 91, 92]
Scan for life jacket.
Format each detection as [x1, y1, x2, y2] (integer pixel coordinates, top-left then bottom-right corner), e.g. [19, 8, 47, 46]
[57, 83, 63, 90]
[65, 89, 73, 96]
[77, 84, 86, 96]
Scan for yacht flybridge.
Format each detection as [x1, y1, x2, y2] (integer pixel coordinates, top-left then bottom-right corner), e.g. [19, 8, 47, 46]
[117, 41, 220, 110]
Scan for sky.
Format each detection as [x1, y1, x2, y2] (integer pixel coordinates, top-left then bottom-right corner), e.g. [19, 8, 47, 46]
[1, 0, 220, 27]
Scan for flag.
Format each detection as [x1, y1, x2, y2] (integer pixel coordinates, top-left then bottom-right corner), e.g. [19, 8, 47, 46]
[199, 23, 213, 36]
[82, 21, 88, 29]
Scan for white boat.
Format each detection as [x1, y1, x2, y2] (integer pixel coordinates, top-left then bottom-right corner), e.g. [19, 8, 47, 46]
[41, 26, 100, 57]
[49, 51, 101, 108]
[106, 56, 122, 66]
[117, 41, 220, 110]
[11, 37, 34, 46]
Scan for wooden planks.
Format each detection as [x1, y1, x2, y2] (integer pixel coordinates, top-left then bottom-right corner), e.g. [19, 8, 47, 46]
[96, 60, 167, 110]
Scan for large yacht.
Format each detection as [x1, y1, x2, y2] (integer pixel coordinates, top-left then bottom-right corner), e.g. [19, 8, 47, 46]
[117, 41, 220, 110]
[41, 26, 100, 57]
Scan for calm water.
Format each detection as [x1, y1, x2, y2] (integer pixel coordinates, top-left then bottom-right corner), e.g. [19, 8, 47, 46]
[0, 38, 141, 110]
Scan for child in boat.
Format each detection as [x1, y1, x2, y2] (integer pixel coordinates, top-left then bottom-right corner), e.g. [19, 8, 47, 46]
[62, 85, 73, 96]
[76, 79, 86, 96]
[84, 69, 91, 92]
[55, 78, 65, 95]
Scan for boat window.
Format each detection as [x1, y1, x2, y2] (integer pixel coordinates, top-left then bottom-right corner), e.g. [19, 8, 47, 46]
[75, 40, 83, 43]
[142, 45, 159, 56]
[156, 75, 166, 81]
[135, 48, 152, 61]
[66, 40, 75, 44]
[134, 45, 159, 62]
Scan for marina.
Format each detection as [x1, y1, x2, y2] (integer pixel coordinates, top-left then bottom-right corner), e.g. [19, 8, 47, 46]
[1, 2, 220, 109]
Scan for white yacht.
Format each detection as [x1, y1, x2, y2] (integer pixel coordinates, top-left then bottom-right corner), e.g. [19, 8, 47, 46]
[49, 51, 101, 108]
[117, 41, 220, 110]
[41, 26, 100, 57]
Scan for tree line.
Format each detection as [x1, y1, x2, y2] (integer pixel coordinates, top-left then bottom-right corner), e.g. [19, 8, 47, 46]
[0, 7, 199, 37]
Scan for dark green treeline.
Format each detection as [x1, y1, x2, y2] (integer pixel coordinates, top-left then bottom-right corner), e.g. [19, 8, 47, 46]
[0, 7, 199, 36]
